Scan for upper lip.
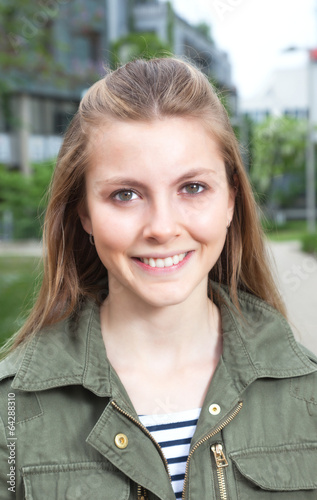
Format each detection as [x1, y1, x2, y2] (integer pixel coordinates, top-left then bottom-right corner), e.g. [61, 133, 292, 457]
[134, 251, 192, 259]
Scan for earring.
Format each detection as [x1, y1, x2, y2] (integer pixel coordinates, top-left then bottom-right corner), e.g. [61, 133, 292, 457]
[89, 233, 95, 245]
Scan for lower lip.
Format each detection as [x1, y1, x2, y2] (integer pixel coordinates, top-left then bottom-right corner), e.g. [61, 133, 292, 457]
[132, 251, 194, 274]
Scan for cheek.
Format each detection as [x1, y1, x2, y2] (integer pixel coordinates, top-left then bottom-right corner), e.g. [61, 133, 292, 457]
[192, 220, 226, 247]
[93, 221, 133, 279]
[183, 199, 228, 242]
[92, 210, 138, 251]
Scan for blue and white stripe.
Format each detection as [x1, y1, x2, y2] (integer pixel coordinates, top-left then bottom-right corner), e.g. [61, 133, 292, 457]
[139, 408, 201, 498]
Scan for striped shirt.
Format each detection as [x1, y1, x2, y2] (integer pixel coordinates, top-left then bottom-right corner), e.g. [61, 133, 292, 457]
[139, 408, 201, 498]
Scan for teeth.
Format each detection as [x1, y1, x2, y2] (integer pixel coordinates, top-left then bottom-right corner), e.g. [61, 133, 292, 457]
[164, 257, 174, 267]
[172, 255, 179, 265]
[140, 253, 187, 268]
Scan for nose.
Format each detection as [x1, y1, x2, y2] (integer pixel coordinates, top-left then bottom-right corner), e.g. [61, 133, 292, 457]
[143, 196, 181, 244]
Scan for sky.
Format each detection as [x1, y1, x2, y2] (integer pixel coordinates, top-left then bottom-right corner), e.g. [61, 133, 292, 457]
[166, 0, 317, 99]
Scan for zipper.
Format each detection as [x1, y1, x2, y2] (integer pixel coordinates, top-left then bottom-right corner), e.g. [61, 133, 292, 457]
[211, 443, 228, 500]
[182, 401, 243, 500]
[137, 484, 149, 499]
[111, 400, 172, 499]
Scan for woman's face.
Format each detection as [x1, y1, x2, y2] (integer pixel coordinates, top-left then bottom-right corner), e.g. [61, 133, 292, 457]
[79, 117, 235, 308]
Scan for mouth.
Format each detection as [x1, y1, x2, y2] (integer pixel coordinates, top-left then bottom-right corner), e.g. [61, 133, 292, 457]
[135, 252, 189, 269]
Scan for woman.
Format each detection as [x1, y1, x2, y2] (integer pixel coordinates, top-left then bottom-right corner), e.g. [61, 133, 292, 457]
[0, 58, 316, 500]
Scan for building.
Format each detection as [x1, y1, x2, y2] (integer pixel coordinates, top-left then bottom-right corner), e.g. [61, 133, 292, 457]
[0, 0, 107, 174]
[241, 50, 317, 125]
[108, 0, 232, 88]
[0, 0, 234, 174]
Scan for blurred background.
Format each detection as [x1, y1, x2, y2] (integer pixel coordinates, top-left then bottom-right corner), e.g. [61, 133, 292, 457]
[0, 0, 317, 351]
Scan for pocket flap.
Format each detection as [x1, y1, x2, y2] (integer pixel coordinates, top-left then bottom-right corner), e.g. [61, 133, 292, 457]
[22, 461, 129, 500]
[230, 443, 317, 491]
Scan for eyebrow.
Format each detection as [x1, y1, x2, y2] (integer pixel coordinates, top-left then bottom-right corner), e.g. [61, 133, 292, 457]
[94, 168, 217, 189]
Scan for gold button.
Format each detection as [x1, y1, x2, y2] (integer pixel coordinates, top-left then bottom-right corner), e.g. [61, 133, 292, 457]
[209, 403, 221, 415]
[114, 433, 128, 449]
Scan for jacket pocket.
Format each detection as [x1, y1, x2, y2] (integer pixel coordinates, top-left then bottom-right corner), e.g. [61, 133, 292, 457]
[230, 443, 317, 499]
[22, 461, 130, 500]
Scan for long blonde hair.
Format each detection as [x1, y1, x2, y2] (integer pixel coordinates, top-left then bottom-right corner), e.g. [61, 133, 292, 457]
[4, 57, 286, 354]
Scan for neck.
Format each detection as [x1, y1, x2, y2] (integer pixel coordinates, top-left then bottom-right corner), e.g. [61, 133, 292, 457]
[100, 281, 222, 370]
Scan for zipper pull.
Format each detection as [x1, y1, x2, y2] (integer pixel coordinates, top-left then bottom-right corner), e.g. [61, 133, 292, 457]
[137, 485, 148, 499]
[211, 443, 228, 468]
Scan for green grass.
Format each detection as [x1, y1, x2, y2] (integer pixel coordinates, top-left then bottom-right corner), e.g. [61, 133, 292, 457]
[0, 256, 41, 347]
[263, 219, 316, 244]
[301, 232, 317, 254]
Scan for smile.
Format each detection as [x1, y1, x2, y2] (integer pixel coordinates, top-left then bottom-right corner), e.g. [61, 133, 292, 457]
[137, 252, 188, 268]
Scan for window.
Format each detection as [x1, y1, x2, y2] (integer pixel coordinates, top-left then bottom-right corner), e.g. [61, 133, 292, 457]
[74, 31, 101, 63]
[53, 111, 73, 134]
[53, 101, 79, 135]
[88, 31, 101, 62]
[0, 95, 13, 133]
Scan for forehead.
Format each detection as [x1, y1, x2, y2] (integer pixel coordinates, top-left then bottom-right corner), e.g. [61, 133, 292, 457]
[86, 117, 225, 180]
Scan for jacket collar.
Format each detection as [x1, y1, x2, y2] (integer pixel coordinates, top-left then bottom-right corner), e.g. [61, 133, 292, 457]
[214, 283, 317, 392]
[8, 301, 114, 397]
[3, 283, 316, 397]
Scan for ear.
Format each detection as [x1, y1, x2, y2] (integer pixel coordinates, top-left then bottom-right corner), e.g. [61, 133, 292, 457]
[77, 201, 93, 235]
[227, 185, 236, 223]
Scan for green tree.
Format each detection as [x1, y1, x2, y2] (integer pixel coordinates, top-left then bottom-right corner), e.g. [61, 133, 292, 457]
[111, 32, 172, 68]
[0, 1, 58, 90]
[250, 116, 307, 207]
[0, 160, 54, 239]
[195, 22, 213, 43]
[0, 1, 103, 96]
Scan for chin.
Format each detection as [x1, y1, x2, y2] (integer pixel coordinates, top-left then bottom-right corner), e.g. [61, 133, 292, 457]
[140, 287, 192, 309]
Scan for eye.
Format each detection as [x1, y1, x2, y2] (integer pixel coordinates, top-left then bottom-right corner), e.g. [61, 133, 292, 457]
[182, 183, 206, 195]
[113, 190, 139, 202]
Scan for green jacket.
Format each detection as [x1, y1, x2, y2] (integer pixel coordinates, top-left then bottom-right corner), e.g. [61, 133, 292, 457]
[0, 285, 317, 499]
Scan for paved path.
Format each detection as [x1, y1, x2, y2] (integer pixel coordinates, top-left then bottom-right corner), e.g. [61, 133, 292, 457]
[0, 240, 42, 257]
[268, 240, 317, 355]
[1, 239, 316, 354]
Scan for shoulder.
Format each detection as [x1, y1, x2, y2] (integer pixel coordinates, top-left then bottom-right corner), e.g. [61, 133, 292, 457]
[0, 346, 26, 386]
[212, 281, 317, 382]
[289, 342, 317, 408]
[0, 298, 102, 399]
[297, 342, 317, 365]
